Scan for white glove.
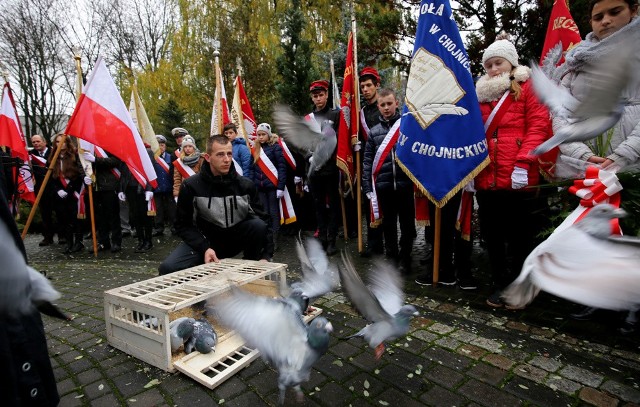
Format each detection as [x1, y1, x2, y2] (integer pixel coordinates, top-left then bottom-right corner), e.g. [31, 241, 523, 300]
[366, 192, 373, 200]
[353, 141, 362, 152]
[463, 180, 476, 193]
[303, 184, 309, 192]
[145, 191, 154, 201]
[84, 176, 92, 185]
[118, 192, 126, 202]
[82, 152, 95, 162]
[294, 176, 302, 184]
[174, 196, 178, 203]
[511, 166, 528, 190]
[57, 190, 68, 199]
[308, 156, 314, 166]
[276, 190, 285, 199]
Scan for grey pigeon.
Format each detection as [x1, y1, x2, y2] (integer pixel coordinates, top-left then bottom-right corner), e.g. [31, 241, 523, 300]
[169, 317, 196, 352]
[503, 204, 640, 311]
[0, 220, 64, 319]
[272, 104, 337, 178]
[184, 318, 217, 354]
[211, 285, 333, 405]
[531, 41, 632, 156]
[338, 251, 419, 359]
[289, 235, 340, 313]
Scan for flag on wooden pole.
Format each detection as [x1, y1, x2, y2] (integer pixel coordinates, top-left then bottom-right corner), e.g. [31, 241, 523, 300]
[336, 32, 358, 188]
[211, 64, 231, 136]
[231, 75, 257, 146]
[129, 83, 160, 157]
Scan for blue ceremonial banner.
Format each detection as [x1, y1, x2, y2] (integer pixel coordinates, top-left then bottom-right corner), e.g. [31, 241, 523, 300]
[396, 0, 489, 207]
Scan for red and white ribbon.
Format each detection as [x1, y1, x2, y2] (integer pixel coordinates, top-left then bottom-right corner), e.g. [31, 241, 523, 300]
[555, 166, 623, 235]
[174, 158, 196, 179]
[94, 146, 121, 179]
[255, 148, 296, 224]
[369, 119, 401, 227]
[155, 155, 170, 174]
[147, 196, 157, 216]
[75, 184, 87, 219]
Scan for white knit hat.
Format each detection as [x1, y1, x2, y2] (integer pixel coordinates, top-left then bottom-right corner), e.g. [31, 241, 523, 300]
[256, 123, 272, 137]
[181, 135, 196, 148]
[482, 39, 519, 68]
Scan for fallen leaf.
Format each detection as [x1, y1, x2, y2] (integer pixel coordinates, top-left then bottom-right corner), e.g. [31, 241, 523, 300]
[519, 384, 529, 390]
[407, 373, 414, 378]
[364, 380, 370, 389]
[143, 379, 160, 389]
[332, 360, 343, 367]
[74, 355, 83, 360]
[98, 384, 104, 391]
[218, 399, 225, 404]
[363, 390, 369, 397]
[379, 401, 389, 406]
[74, 395, 84, 399]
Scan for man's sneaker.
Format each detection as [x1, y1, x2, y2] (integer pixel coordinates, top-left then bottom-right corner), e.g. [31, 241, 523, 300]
[457, 276, 478, 290]
[439, 275, 457, 286]
[415, 274, 433, 286]
[486, 291, 504, 308]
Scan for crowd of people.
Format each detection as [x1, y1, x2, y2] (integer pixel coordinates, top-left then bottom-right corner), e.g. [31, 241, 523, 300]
[14, 0, 640, 326]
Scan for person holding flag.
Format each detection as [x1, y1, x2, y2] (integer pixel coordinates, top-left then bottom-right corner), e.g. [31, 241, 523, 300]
[306, 79, 340, 255]
[358, 67, 384, 257]
[50, 134, 90, 254]
[29, 134, 57, 246]
[363, 88, 416, 273]
[474, 35, 550, 308]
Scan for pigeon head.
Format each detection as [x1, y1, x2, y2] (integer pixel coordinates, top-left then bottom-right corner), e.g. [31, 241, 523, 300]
[396, 305, 419, 318]
[307, 316, 333, 351]
[576, 204, 626, 239]
[588, 204, 626, 219]
[195, 335, 216, 354]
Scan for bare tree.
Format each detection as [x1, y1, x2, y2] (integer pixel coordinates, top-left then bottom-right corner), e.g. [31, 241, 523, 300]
[0, 0, 75, 140]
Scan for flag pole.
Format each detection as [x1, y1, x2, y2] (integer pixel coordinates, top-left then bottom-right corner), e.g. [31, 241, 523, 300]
[74, 48, 98, 257]
[332, 56, 349, 242]
[351, 2, 363, 253]
[213, 42, 223, 135]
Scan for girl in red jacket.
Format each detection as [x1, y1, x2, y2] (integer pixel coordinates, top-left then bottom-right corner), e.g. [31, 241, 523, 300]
[473, 35, 550, 308]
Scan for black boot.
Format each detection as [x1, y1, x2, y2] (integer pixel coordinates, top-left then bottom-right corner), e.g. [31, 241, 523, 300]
[62, 232, 73, 254]
[326, 239, 337, 256]
[135, 239, 144, 251]
[135, 240, 152, 253]
[570, 306, 598, 321]
[69, 234, 85, 253]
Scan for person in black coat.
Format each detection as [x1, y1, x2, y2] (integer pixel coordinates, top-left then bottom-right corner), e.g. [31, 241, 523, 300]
[362, 88, 416, 273]
[29, 135, 57, 246]
[0, 156, 60, 406]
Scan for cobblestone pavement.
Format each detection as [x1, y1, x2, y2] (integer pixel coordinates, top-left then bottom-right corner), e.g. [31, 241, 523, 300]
[25, 228, 640, 407]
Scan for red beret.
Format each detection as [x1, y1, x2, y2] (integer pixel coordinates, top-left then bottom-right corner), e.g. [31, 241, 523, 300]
[309, 80, 329, 92]
[359, 67, 380, 82]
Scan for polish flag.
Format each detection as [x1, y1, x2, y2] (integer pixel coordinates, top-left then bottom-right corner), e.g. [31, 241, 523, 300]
[0, 82, 35, 202]
[64, 57, 157, 188]
[210, 64, 231, 136]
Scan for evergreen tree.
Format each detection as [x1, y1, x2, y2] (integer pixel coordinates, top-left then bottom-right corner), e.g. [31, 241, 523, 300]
[157, 97, 186, 151]
[276, 0, 319, 115]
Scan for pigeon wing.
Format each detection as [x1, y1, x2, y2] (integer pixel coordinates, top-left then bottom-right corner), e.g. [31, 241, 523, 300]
[310, 126, 338, 171]
[571, 46, 631, 120]
[294, 236, 339, 298]
[273, 104, 321, 154]
[530, 62, 578, 117]
[212, 286, 311, 370]
[367, 260, 405, 316]
[338, 251, 391, 323]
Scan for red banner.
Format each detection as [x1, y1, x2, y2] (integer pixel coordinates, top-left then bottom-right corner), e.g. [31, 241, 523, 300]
[336, 32, 358, 187]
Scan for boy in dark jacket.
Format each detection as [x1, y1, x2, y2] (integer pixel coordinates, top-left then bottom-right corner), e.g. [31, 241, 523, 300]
[158, 135, 272, 275]
[362, 88, 416, 273]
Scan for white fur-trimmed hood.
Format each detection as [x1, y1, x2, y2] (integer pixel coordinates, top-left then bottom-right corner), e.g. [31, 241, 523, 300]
[475, 65, 531, 103]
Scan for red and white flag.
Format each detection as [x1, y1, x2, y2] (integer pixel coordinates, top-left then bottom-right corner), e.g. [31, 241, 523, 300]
[210, 64, 231, 136]
[0, 82, 35, 202]
[231, 75, 257, 146]
[336, 32, 358, 188]
[64, 57, 157, 188]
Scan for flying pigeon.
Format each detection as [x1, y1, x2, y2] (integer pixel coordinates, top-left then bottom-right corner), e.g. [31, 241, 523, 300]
[272, 104, 337, 178]
[502, 204, 640, 311]
[530, 40, 632, 156]
[169, 317, 196, 352]
[211, 285, 333, 405]
[0, 220, 68, 320]
[288, 235, 340, 313]
[338, 251, 419, 359]
[184, 318, 217, 354]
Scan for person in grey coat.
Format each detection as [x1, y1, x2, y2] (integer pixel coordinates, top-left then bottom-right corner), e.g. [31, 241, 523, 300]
[554, 0, 640, 171]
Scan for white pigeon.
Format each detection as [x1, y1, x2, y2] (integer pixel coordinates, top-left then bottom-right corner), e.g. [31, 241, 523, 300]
[211, 285, 333, 405]
[503, 204, 640, 311]
[169, 317, 196, 352]
[288, 235, 340, 313]
[0, 220, 61, 318]
[339, 251, 419, 359]
[531, 41, 632, 156]
[272, 104, 337, 177]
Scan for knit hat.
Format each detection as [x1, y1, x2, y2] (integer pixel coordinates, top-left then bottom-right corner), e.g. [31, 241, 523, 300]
[171, 127, 188, 138]
[256, 123, 272, 136]
[482, 38, 519, 68]
[156, 134, 167, 144]
[181, 135, 196, 148]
